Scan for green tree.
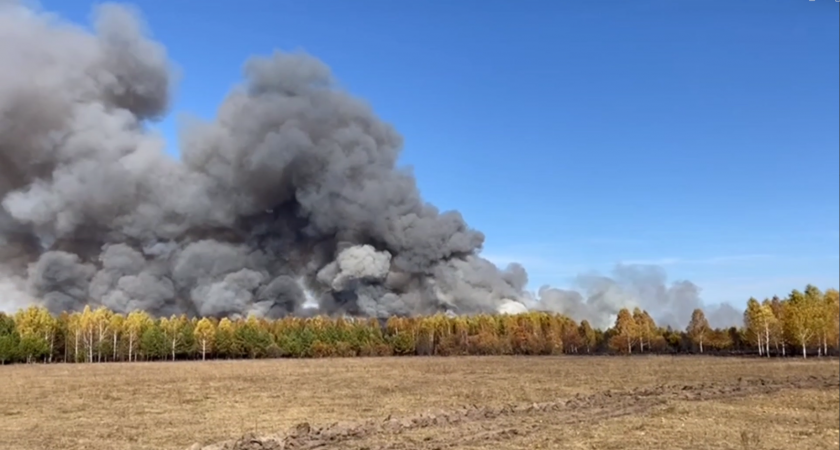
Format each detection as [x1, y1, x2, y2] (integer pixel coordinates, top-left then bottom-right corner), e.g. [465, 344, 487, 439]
[0, 313, 19, 364]
[215, 318, 240, 359]
[140, 322, 167, 361]
[18, 335, 49, 362]
[0, 334, 18, 364]
[235, 317, 274, 359]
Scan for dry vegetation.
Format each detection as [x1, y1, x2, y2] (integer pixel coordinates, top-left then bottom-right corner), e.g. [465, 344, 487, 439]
[1, 356, 838, 450]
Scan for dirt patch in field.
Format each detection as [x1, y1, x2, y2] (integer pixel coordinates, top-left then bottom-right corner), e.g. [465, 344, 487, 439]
[200, 373, 840, 450]
[2, 356, 838, 450]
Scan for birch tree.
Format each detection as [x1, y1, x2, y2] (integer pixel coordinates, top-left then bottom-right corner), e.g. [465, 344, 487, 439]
[784, 290, 816, 358]
[757, 300, 777, 357]
[14, 306, 55, 363]
[160, 315, 189, 361]
[109, 314, 124, 361]
[686, 308, 710, 353]
[803, 285, 828, 356]
[124, 311, 152, 362]
[578, 320, 597, 354]
[193, 318, 216, 361]
[93, 307, 112, 362]
[610, 308, 637, 354]
[78, 306, 98, 363]
[744, 298, 772, 356]
[825, 289, 840, 353]
[768, 296, 786, 356]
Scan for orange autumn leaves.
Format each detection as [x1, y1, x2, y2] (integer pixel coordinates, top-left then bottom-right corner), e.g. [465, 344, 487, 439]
[0, 284, 836, 364]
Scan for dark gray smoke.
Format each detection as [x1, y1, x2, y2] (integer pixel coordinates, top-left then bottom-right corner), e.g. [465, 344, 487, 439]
[0, 2, 742, 330]
[0, 1, 526, 319]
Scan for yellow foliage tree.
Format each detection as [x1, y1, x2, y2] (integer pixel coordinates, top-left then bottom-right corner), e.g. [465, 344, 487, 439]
[14, 306, 55, 363]
[124, 310, 152, 362]
[825, 289, 840, 352]
[193, 317, 216, 360]
[610, 308, 637, 354]
[92, 306, 113, 362]
[686, 308, 710, 353]
[784, 289, 817, 358]
[633, 308, 657, 353]
[160, 315, 188, 361]
[78, 305, 97, 363]
[744, 298, 775, 357]
[109, 313, 124, 361]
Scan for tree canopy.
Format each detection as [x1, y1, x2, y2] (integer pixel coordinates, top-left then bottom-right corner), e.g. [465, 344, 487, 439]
[0, 285, 837, 364]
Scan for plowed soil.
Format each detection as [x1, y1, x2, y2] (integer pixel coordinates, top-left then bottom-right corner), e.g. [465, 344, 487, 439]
[1, 356, 838, 450]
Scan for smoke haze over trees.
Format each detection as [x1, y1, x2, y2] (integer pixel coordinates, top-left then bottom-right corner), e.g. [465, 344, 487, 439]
[1, 1, 747, 330]
[0, 284, 837, 364]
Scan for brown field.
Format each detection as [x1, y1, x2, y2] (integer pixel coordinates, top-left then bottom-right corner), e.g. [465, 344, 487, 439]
[1, 356, 838, 450]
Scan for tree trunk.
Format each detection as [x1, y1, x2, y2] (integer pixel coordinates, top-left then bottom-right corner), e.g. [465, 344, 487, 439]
[113, 334, 118, 362]
[201, 340, 207, 361]
[171, 339, 176, 361]
[802, 342, 807, 359]
[128, 333, 134, 363]
[699, 340, 703, 354]
[763, 323, 770, 357]
[97, 323, 104, 363]
[88, 331, 94, 363]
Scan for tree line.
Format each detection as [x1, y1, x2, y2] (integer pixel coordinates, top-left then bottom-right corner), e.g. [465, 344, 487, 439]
[0, 284, 837, 365]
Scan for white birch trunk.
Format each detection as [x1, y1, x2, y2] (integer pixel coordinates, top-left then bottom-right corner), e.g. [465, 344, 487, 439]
[128, 333, 134, 363]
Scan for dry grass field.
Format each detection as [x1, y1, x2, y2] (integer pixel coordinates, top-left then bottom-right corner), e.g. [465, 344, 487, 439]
[1, 356, 838, 450]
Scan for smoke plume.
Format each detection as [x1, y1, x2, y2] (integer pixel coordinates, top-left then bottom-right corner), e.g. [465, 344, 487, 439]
[0, 2, 742, 330]
[525, 264, 741, 330]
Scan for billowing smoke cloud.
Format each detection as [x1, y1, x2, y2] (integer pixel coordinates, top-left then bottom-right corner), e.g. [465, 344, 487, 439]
[0, 1, 525, 320]
[526, 264, 742, 330]
[0, 2, 741, 331]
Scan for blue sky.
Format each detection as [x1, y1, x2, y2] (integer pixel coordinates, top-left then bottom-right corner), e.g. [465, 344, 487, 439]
[47, 0, 839, 308]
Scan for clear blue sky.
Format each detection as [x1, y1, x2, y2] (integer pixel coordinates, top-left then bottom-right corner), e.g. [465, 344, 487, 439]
[48, 0, 839, 308]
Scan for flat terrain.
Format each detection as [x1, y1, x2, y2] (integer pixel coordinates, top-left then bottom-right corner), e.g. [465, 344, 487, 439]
[1, 356, 838, 450]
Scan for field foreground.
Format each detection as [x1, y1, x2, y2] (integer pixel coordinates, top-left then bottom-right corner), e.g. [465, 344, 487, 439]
[1, 356, 838, 450]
